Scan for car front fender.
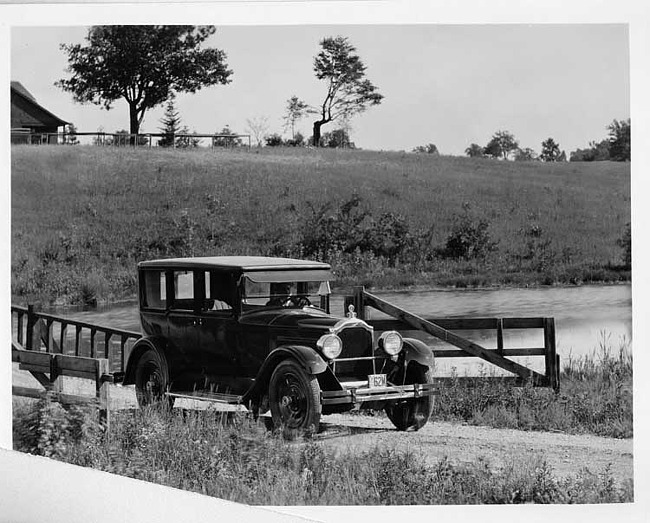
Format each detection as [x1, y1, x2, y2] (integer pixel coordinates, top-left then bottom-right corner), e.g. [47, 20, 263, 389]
[242, 345, 328, 404]
[402, 337, 435, 368]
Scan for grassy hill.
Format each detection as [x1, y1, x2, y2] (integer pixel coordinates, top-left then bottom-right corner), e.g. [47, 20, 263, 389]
[11, 145, 630, 306]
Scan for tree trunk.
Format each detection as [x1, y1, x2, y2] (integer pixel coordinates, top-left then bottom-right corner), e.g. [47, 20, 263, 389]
[129, 103, 140, 146]
[313, 121, 324, 147]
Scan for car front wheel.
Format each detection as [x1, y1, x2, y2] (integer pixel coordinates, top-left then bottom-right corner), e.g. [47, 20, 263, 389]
[385, 363, 434, 431]
[134, 349, 173, 409]
[269, 360, 322, 434]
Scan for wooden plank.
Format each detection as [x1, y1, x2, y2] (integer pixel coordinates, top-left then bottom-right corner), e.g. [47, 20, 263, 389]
[28, 372, 55, 390]
[75, 325, 82, 356]
[496, 318, 504, 355]
[363, 290, 547, 384]
[12, 386, 98, 405]
[60, 322, 67, 355]
[369, 317, 545, 332]
[433, 347, 546, 358]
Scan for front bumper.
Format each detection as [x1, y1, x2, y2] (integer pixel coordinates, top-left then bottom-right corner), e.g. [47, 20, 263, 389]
[321, 382, 436, 406]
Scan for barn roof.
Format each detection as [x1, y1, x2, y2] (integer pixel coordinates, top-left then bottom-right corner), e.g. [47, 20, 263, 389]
[11, 81, 70, 128]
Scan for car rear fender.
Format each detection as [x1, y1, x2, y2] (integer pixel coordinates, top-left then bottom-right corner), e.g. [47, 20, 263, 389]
[402, 337, 435, 369]
[242, 345, 328, 404]
[122, 336, 170, 385]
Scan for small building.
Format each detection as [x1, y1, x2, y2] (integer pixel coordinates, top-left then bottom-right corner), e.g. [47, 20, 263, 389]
[11, 81, 70, 144]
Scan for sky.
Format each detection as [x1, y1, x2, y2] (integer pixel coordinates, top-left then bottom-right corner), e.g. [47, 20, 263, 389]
[11, 23, 629, 155]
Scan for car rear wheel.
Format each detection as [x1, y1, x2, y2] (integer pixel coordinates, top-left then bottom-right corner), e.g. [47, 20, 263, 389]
[269, 360, 321, 434]
[385, 363, 433, 431]
[135, 349, 174, 409]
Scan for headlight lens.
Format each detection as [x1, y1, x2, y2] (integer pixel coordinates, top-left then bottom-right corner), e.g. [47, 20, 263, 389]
[379, 331, 403, 356]
[317, 334, 343, 359]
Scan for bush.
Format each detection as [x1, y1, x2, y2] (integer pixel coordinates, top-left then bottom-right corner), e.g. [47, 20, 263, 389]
[265, 133, 284, 147]
[617, 223, 631, 269]
[439, 204, 498, 260]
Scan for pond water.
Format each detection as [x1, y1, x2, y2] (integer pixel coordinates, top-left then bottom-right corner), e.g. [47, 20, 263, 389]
[64, 284, 631, 377]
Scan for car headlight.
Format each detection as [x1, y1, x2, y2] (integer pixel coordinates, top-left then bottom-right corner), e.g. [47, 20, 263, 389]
[379, 331, 403, 356]
[317, 334, 343, 360]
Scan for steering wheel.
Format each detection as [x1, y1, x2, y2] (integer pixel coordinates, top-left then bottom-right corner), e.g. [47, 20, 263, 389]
[283, 295, 311, 307]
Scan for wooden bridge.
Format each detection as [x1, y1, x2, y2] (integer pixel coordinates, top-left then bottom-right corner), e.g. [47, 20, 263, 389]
[11, 291, 559, 426]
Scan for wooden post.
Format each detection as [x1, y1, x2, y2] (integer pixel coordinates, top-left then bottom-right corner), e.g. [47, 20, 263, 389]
[496, 318, 504, 355]
[26, 304, 35, 351]
[543, 318, 559, 391]
[96, 359, 110, 428]
[353, 286, 366, 320]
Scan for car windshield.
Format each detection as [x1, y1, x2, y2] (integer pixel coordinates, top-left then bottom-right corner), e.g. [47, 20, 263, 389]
[242, 278, 327, 310]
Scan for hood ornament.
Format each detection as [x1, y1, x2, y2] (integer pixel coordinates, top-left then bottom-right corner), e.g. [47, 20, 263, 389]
[347, 304, 357, 318]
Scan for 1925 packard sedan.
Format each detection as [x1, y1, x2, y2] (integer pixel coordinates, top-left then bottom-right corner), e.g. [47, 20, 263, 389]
[122, 256, 435, 432]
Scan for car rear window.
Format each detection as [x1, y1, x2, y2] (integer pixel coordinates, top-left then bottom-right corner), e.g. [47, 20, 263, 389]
[142, 270, 167, 309]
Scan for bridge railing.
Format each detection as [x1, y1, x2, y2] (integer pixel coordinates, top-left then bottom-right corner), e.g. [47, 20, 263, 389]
[12, 304, 142, 376]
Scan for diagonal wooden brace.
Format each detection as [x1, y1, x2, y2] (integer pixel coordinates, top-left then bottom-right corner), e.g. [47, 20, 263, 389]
[363, 291, 548, 385]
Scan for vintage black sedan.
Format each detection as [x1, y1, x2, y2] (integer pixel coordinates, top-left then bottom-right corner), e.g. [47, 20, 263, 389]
[123, 256, 435, 432]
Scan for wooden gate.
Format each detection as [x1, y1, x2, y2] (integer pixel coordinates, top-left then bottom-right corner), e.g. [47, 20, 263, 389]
[345, 287, 560, 390]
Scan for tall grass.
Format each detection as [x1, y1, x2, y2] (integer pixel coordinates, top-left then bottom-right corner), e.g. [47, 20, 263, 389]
[434, 336, 633, 438]
[12, 145, 630, 306]
[12, 400, 633, 505]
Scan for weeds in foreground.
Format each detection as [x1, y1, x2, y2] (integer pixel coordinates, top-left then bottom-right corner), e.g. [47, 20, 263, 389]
[12, 401, 632, 505]
[434, 336, 632, 438]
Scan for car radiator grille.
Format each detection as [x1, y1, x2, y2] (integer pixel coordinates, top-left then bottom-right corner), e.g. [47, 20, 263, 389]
[335, 328, 374, 379]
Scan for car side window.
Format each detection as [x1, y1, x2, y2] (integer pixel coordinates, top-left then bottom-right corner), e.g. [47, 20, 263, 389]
[172, 270, 195, 311]
[142, 270, 167, 309]
[204, 271, 233, 313]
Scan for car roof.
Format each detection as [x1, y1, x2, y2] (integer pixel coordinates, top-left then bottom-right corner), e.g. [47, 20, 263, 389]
[138, 256, 331, 272]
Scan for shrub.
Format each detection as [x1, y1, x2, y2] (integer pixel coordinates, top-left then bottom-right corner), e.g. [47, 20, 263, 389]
[439, 205, 498, 260]
[265, 133, 284, 147]
[617, 223, 631, 269]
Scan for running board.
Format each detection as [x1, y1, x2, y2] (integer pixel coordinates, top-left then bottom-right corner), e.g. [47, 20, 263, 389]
[166, 391, 244, 405]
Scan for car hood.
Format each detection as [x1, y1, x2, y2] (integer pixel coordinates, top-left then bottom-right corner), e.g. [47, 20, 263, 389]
[239, 307, 345, 331]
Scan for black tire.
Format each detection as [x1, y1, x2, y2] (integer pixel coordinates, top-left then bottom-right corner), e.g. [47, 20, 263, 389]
[134, 349, 174, 409]
[269, 360, 322, 433]
[385, 363, 434, 431]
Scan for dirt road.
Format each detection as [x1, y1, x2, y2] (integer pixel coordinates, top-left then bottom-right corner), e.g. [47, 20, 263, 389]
[13, 369, 633, 484]
[314, 413, 634, 484]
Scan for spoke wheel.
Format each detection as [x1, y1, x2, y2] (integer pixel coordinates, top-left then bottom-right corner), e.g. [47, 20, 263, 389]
[385, 363, 434, 431]
[135, 349, 173, 409]
[269, 360, 321, 434]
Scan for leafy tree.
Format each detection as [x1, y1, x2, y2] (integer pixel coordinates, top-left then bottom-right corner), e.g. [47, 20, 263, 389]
[283, 96, 311, 140]
[484, 131, 519, 160]
[540, 138, 561, 162]
[57, 26, 232, 137]
[321, 128, 354, 149]
[465, 143, 485, 158]
[63, 123, 79, 145]
[514, 147, 538, 162]
[310, 36, 383, 146]
[412, 143, 439, 155]
[607, 118, 630, 161]
[246, 116, 269, 147]
[265, 133, 284, 147]
[158, 95, 182, 147]
[557, 150, 567, 162]
[285, 132, 305, 147]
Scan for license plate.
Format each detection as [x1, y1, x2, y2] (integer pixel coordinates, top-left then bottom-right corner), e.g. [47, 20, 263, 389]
[368, 374, 387, 388]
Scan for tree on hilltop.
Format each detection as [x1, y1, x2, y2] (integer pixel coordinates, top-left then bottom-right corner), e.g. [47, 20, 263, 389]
[607, 118, 630, 161]
[540, 138, 561, 162]
[465, 143, 485, 158]
[57, 26, 232, 138]
[283, 96, 312, 140]
[158, 95, 182, 147]
[310, 36, 383, 146]
[484, 131, 519, 160]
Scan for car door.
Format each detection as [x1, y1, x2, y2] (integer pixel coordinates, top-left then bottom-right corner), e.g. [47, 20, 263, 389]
[166, 269, 200, 371]
[195, 270, 243, 386]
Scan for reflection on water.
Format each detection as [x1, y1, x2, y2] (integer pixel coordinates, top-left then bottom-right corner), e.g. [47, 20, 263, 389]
[66, 284, 631, 376]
